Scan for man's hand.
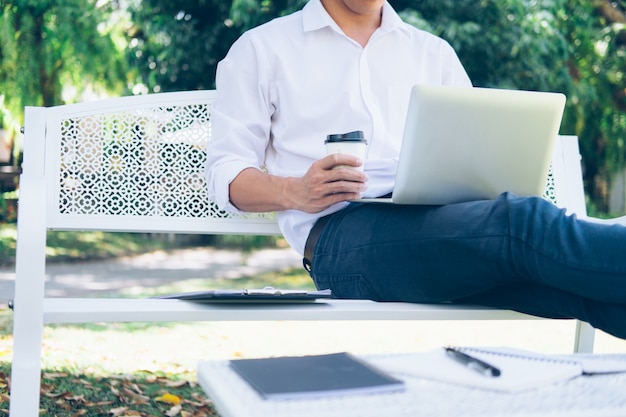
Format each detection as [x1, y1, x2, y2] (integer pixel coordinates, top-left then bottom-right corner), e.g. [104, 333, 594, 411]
[285, 154, 368, 213]
[228, 154, 368, 214]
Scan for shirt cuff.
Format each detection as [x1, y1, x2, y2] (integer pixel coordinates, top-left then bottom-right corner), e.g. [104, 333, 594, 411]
[208, 160, 255, 214]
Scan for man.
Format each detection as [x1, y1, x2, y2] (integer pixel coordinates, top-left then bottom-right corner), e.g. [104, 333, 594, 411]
[206, 0, 626, 339]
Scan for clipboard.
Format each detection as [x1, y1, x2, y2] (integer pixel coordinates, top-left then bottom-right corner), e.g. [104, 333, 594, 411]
[154, 286, 332, 303]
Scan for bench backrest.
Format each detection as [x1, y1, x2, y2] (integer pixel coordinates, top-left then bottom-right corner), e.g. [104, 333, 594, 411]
[23, 90, 280, 236]
[20, 90, 587, 240]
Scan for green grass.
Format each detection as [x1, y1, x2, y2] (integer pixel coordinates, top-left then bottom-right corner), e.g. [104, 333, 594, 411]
[0, 362, 217, 417]
[0, 224, 283, 266]
[0, 266, 313, 416]
[0, 227, 16, 265]
[0, 224, 191, 266]
[0, 222, 305, 415]
[138, 266, 315, 298]
[0, 297, 224, 416]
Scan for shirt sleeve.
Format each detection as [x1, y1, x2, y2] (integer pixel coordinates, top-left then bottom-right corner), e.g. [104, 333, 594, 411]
[440, 40, 473, 87]
[205, 33, 273, 213]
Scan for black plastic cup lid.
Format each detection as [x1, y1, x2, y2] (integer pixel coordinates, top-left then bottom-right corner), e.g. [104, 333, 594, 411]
[325, 130, 367, 144]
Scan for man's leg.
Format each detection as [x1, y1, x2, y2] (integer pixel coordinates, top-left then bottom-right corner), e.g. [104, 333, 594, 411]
[456, 282, 626, 339]
[310, 192, 626, 313]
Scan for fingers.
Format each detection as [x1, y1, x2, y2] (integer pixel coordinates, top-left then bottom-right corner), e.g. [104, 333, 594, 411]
[310, 156, 367, 191]
[292, 155, 368, 213]
[318, 153, 364, 171]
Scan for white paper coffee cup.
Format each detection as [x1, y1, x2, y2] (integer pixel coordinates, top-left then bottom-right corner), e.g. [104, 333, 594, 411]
[325, 131, 367, 171]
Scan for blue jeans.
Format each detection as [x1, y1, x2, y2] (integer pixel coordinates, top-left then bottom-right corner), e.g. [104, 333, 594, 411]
[308, 192, 626, 339]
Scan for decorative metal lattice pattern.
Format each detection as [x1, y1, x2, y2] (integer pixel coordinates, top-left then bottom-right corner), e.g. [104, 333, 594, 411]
[543, 164, 557, 205]
[57, 101, 559, 218]
[57, 103, 271, 220]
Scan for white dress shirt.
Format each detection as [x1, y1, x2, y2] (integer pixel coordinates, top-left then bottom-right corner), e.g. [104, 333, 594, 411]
[205, 0, 472, 256]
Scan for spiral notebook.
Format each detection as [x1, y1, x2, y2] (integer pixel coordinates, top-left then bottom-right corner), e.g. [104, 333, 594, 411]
[229, 352, 405, 400]
[369, 347, 602, 392]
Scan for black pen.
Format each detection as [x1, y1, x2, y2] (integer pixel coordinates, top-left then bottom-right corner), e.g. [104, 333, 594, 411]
[444, 347, 501, 377]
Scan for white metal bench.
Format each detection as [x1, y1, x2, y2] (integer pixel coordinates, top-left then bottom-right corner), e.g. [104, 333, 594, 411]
[10, 90, 596, 416]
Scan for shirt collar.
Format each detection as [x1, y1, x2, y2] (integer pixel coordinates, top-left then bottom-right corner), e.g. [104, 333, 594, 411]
[302, 0, 340, 32]
[380, 2, 410, 36]
[302, 0, 410, 38]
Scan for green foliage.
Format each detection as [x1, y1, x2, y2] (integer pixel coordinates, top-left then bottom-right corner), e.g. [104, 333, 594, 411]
[125, 0, 236, 92]
[0, 225, 14, 262]
[394, 0, 626, 212]
[125, 0, 306, 92]
[556, 0, 626, 209]
[0, 0, 127, 121]
[0, 192, 16, 224]
[1, 0, 624, 213]
[397, 0, 571, 90]
[126, 0, 625, 213]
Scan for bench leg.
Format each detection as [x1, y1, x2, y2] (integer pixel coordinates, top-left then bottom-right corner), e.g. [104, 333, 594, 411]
[10, 304, 45, 416]
[9, 173, 47, 415]
[573, 320, 595, 353]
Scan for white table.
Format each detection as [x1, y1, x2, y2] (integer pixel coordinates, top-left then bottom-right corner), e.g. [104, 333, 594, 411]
[197, 352, 626, 417]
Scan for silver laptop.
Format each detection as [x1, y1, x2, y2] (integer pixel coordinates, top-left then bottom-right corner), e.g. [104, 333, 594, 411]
[359, 85, 566, 205]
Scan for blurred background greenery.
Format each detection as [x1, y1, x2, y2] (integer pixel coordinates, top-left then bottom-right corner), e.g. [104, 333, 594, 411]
[0, 0, 624, 235]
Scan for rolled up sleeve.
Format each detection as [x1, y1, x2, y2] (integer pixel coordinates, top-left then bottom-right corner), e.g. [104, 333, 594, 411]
[205, 34, 272, 213]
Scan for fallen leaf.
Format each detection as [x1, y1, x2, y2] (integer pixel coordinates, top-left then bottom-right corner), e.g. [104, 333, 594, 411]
[144, 375, 158, 383]
[94, 400, 115, 406]
[191, 392, 207, 401]
[156, 392, 182, 405]
[73, 378, 94, 386]
[128, 383, 144, 394]
[119, 411, 142, 416]
[44, 391, 71, 399]
[63, 393, 85, 400]
[54, 398, 72, 410]
[165, 404, 183, 417]
[40, 382, 57, 395]
[43, 372, 69, 379]
[164, 379, 188, 388]
[108, 406, 128, 416]
[183, 399, 204, 407]
[122, 387, 150, 403]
